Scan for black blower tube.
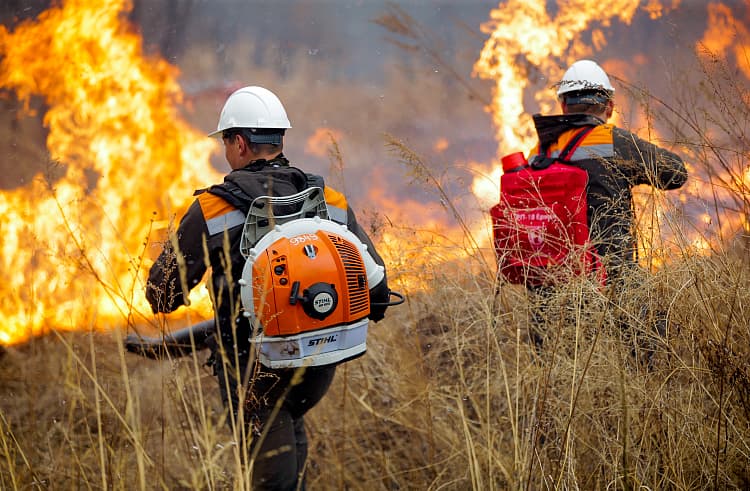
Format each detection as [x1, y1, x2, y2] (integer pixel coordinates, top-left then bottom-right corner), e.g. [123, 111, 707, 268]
[124, 319, 215, 359]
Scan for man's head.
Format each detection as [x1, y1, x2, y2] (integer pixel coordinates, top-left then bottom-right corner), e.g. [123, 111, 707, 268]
[209, 86, 291, 169]
[557, 60, 614, 120]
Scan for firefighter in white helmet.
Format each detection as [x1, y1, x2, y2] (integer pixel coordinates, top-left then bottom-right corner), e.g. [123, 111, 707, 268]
[527, 59, 687, 278]
[523, 60, 687, 352]
[146, 86, 390, 490]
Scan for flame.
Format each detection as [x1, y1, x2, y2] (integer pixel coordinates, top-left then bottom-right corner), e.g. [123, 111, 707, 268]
[700, 3, 750, 79]
[433, 137, 449, 153]
[365, 184, 485, 293]
[473, 0, 672, 159]
[0, 0, 217, 344]
[691, 3, 750, 247]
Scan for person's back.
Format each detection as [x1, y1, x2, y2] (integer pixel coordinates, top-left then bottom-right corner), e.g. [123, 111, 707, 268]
[145, 86, 390, 490]
[495, 60, 688, 352]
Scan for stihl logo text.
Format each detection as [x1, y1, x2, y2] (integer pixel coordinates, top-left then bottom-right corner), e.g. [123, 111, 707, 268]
[308, 335, 338, 347]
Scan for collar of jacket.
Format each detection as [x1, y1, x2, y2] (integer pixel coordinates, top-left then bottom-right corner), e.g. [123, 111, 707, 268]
[241, 153, 290, 172]
[533, 113, 604, 151]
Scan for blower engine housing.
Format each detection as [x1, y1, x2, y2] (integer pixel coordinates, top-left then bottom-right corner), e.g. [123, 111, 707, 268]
[239, 216, 384, 368]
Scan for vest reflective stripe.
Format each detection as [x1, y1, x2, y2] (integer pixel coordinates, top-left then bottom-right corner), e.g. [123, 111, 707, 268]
[549, 143, 614, 161]
[569, 143, 614, 160]
[324, 186, 348, 224]
[326, 204, 347, 224]
[198, 192, 245, 235]
[532, 124, 614, 162]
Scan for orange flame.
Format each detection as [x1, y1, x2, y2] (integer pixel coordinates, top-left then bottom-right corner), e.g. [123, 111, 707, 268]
[305, 127, 344, 158]
[0, 0, 217, 344]
[700, 3, 750, 79]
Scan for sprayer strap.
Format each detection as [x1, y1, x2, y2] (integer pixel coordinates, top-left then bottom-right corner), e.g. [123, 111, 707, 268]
[555, 126, 595, 162]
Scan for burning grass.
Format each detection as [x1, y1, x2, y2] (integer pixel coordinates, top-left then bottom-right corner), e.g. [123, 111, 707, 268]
[2, 75, 750, 491]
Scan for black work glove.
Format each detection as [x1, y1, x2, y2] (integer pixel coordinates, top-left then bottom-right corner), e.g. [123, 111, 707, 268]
[368, 280, 390, 322]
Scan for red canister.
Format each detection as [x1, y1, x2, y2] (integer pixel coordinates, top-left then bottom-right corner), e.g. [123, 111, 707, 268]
[501, 152, 528, 172]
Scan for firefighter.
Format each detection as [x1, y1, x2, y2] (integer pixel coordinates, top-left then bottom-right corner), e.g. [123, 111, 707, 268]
[145, 85, 390, 490]
[526, 59, 687, 351]
[535, 59, 687, 275]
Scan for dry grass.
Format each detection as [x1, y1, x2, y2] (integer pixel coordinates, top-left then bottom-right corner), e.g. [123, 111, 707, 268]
[1, 246, 748, 489]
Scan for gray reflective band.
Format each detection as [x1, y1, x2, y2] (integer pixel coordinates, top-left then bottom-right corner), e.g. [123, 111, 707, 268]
[252, 318, 369, 368]
[206, 209, 245, 235]
[327, 204, 347, 224]
[548, 143, 614, 161]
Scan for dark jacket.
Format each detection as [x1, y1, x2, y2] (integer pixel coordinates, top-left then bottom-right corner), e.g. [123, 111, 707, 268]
[145, 154, 389, 355]
[529, 113, 687, 275]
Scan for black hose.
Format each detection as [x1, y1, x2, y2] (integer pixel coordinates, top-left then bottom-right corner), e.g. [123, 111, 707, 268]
[124, 320, 216, 359]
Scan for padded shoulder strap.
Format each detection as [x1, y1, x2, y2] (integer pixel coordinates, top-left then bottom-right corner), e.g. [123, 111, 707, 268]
[531, 126, 595, 170]
[207, 165, 310, 214]
[558, 126, 595, 162]
[207, 181, 253, 213]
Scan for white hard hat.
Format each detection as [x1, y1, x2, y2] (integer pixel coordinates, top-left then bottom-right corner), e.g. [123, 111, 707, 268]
[208, 86, 291, 137]
[557, 60, 615, 97]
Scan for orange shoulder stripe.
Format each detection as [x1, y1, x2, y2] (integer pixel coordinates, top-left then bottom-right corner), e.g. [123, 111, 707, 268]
[197, 192, 236, 220]
[324, 186, 348, 209]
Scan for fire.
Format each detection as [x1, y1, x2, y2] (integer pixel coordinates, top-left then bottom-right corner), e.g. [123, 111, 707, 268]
[700, 3, 750, 79]
[0, 0, 217, 344]
[305, 127, 344, 158]
[367, 186, 474, 293]
[433, 138, 449, 153]
[473, 0, 673, 160]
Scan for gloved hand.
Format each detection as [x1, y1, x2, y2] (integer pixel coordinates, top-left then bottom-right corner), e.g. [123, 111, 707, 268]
[368, 280, 391, 322]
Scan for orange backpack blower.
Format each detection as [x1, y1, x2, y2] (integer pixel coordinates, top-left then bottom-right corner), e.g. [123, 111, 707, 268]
[125, 187, 403, 365]
[238, 187, 390, 368]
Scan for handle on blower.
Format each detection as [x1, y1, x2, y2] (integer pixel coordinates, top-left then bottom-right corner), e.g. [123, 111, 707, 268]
[371, 290, 405, 307]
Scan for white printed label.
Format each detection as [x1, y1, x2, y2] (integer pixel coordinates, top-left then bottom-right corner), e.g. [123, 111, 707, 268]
[289, 233, 319, 245]
[313, 292, 334, 313]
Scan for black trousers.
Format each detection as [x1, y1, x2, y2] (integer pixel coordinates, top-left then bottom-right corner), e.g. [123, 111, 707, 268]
[213, 353, 336, 490]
